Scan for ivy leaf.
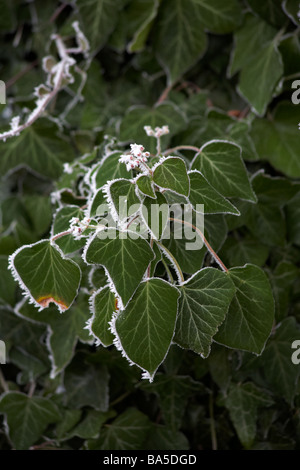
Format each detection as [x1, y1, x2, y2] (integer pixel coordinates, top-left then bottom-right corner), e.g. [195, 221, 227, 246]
[51, 205, 85, 254]
[0, 256, 16, 306]
[113, 278, 180, 380]
[154, 0, 207, 85]
[174, 268, 235, 357]
[93, 151, 130, 189]
[107, 178, 141, 221]
[119, 103, 186, 155]
[219, 237, 270, 268]
[96, 408, 151, 450]
[145, 425, 189, 450]
[153, 157, 190, 196]
[266, 262, 299, 322]
[16, 292, 93, 377]
[224, 383, 274, 449]
[229, 13, 283, 115]
[257, 318, 300, 405]
[141, 374, 206, 431]
[215, 264, 275, 354]
[64, 358, 110, 411]
[0, 392, 60, 450]
[136, 174, 156, 199]
[191, 140, 256, 202]
[193, 0, 242, 33]
[251, 102, 300, 178]
[88, 286, 116, 347]
[84, 229, 154, 306]
[141, 192, 168, 240]
[188, 170, 240, 215]
[0, 119, 74, 179]
[9, 240, 81, 312]
[127, 0, 160, 52]
[77, 0, 124, 51]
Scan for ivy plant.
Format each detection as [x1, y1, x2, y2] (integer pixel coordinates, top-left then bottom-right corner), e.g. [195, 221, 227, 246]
[0, 0, 300, 451]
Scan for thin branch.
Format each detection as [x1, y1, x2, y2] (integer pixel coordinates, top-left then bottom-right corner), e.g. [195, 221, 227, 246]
[169, 217, 228, 272]
[155, 240, 184, 283]
[163, 145, 200, 156]
[156, 83, 173, 104]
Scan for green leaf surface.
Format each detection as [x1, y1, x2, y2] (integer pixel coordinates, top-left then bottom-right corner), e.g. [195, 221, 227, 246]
[193, 0, 242, 33]
[107, 178, 141, 221]
[127, 0, 160, 52]
[89, 286, 116, 347]
[154, 0, 207, 84]
[141, 374, 206, 431]
[224, 382, 274, 449]
[188, 170, 240, 215]
[267, 262, 299, 322]
[96, 408, 150, 450]
[191, 140, 256, 202]
[229, 13, 283, 115]
[0, 392, 60, 450]
[93, 151, 130, 189]
[16, 292, 92, 377]
[77, 0, 124, 51]
[136, 174, 156, 199]
[113, 278, 180, 380]
[174, 268, 235, 357]
[251, 102, 300, 178]
[141, 192, 168, 240]
[84, 229, 154, 306]
[256, 317, 300, 404]
[52, 205, 85, 254]
[215, 264, 274, 354]
[0, 120, 74, 179]
[10, 240, 81, 312]
[64, 360, 110, 411]
[153, 157, 190, 196]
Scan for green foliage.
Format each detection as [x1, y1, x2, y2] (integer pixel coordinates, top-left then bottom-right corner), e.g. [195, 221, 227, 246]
[0, 0, 299, 452]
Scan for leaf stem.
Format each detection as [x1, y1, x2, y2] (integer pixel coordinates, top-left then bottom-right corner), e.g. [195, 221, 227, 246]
[169, 218, 228, 272]
[155, 240, 184, 283]
[163, 145, 200, 156]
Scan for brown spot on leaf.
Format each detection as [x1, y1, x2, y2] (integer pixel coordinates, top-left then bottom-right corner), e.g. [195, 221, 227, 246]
[37, 296, 68, 310]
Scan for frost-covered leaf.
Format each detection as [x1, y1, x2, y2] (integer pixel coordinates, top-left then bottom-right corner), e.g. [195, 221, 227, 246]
[88, 286, 116, 347]
[113, 278, 180, 380]
[153, 157, 190, 196]
[215, 264, 274, 354]
[84, 229, 154, 306]
[191, 140, 256, 202]
[52, 205, 85, 254]
[174, 268, 235, 357]
[0, 120, 75, 179]
[107, 178, 141, 221]
[188, 170, 240, 215]
[9, 240, 81, 312]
